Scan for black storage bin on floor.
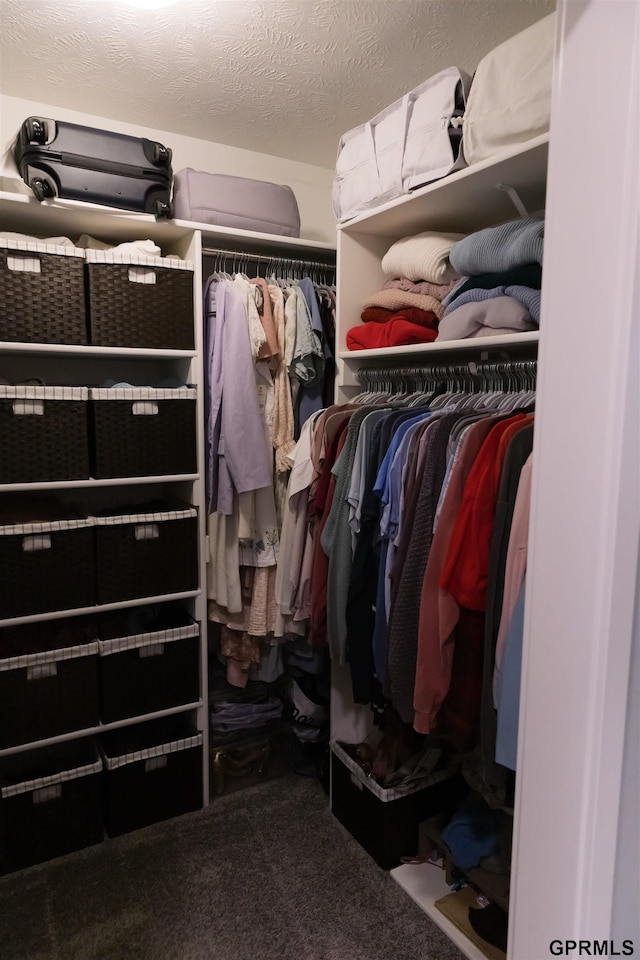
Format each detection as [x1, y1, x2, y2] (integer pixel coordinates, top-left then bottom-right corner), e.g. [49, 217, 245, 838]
[0, 503, 95, 620]
[0, 739, 103, 874]
[0, 386, 90, 483]
[100, 715, 203, 837]
[0, 617, 100, 749]
[94, 502, 198, 604]
[330, 742, 464, 870]
[0, 239, 87, 345]
[85, 250, 194, 349]
[209, 724, 289, 799]
[98, 604, 200, 722]
[90, 387, 197, 478]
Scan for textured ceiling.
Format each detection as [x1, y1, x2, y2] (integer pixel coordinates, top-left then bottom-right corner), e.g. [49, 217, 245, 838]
[0, 0, 555, 168]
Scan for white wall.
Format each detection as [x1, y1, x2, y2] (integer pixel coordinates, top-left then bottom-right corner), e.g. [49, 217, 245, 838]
[0, 94, 336, 243]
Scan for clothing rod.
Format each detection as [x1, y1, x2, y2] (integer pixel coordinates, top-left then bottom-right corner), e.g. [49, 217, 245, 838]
[201, 245, 336, 269]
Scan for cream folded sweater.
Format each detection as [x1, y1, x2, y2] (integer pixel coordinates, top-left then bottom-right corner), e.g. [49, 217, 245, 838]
[381, 231, 465, 283]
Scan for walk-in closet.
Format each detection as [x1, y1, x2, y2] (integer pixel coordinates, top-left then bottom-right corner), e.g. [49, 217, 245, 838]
[0, 2, 638, 959]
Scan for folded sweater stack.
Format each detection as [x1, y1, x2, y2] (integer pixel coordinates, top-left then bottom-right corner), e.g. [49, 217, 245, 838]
[346, 231, 464, 350]
[437, 217, 544, 341]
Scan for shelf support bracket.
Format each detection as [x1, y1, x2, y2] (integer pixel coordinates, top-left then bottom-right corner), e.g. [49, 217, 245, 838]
[496, 183, 529, 218]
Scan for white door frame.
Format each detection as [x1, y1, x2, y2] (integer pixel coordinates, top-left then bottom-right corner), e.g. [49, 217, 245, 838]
[510, 2, 640, 957]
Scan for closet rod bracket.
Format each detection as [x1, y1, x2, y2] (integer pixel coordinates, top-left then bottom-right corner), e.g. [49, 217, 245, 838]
[495, 183, 529, 218]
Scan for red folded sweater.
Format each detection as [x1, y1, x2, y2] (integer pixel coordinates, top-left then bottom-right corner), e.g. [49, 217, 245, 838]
[347, 317, 438, 350]
[360, 307, 396, 323]
[361, 306, 439, 329]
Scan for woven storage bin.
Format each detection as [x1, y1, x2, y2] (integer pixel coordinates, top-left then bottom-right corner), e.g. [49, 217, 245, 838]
[85, 250, 194, 349]
[98, 604, 200, 722]
[100, 715, 203, 836]
[0, 238, 87, 345]
[330, 741, 464, 870]
[0, 739, 103, 873]
[0, 510, 95, 620]
[0, 617, 100, 749]
[94, 503, 198, 604]
[0, 386, 90, 483]
[209, 724, 289, 799]
[90, 387, 197, 478]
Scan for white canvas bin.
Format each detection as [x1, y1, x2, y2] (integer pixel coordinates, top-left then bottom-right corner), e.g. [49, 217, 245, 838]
[462, 12, 556, 166]
[333, 66, 471, 222]
[332, 100, 410, 222]
[402, 67, 472, 191]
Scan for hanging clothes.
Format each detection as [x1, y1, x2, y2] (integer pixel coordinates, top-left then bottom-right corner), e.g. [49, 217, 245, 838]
[203, 252, 335, 688]
[275, 360, 536, 785]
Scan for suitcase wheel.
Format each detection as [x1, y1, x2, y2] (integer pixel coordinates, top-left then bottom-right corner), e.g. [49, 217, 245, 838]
[30, 177, 55, 202]
[153, 198, 172, 219]
[25, 118, 47, 145]
[152, 142, 170, 166]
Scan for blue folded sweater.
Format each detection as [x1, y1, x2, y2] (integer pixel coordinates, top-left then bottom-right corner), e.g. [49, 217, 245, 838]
[450, 216, 544, 276]
[443, 284, 542, 323]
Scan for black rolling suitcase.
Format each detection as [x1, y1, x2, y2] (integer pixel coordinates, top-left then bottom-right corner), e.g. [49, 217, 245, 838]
[14, 117, 173, 218]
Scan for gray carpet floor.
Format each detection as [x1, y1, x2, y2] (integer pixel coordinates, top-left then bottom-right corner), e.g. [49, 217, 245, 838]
[0, 774, 465, 960]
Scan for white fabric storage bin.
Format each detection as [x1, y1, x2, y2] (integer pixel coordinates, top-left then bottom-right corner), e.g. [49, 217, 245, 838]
[333, 66, 471, 222]
[462, 12, 556, 166]
[402, 67, 472, 191]
[332, 101, 409, 222]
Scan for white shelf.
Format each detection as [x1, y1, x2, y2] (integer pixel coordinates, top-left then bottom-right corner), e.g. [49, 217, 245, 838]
[0, 590, 200, 628]
[339, 135, 549, 239]
[0, 700, 203, 757]
[391, 863, 495, 960]
[0, 474, 199, 493]
[0, 189, 336, 258]
[188, 218, 336, 257]
[0, 189, 194, 247]
[338, 332, 539, 361]
[0, 340, 196, 359]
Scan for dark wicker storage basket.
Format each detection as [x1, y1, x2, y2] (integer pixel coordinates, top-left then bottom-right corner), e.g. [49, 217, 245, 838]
[100, 715, 203, 837]
[330, 742, 464, 870]
[98, 604, 200, 722]
[0, 617, 100, 748]
[0, 515, 95, 620]
[85, 251, 194, 349]
[90, 387, 197, 478]
[0, 240, 87, 345]
[0, 739, 103, 873]
[94, 504, 198, 604]
[0, 386, 90, 483]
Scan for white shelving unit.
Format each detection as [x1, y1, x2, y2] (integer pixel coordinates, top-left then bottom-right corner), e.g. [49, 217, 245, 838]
[1, 474, 199, 493]
[0, 591, 201, 629]
[0, 189, 336, 854]
[391, 863, 494, 960]
[0, 701, 203, 758]
[0, 196, 211, 833]
[334, 135, 547, 402]
[330, 138, 547, 960]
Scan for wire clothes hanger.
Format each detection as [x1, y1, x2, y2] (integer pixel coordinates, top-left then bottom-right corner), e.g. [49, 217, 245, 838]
[353, 359, 537, 407]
